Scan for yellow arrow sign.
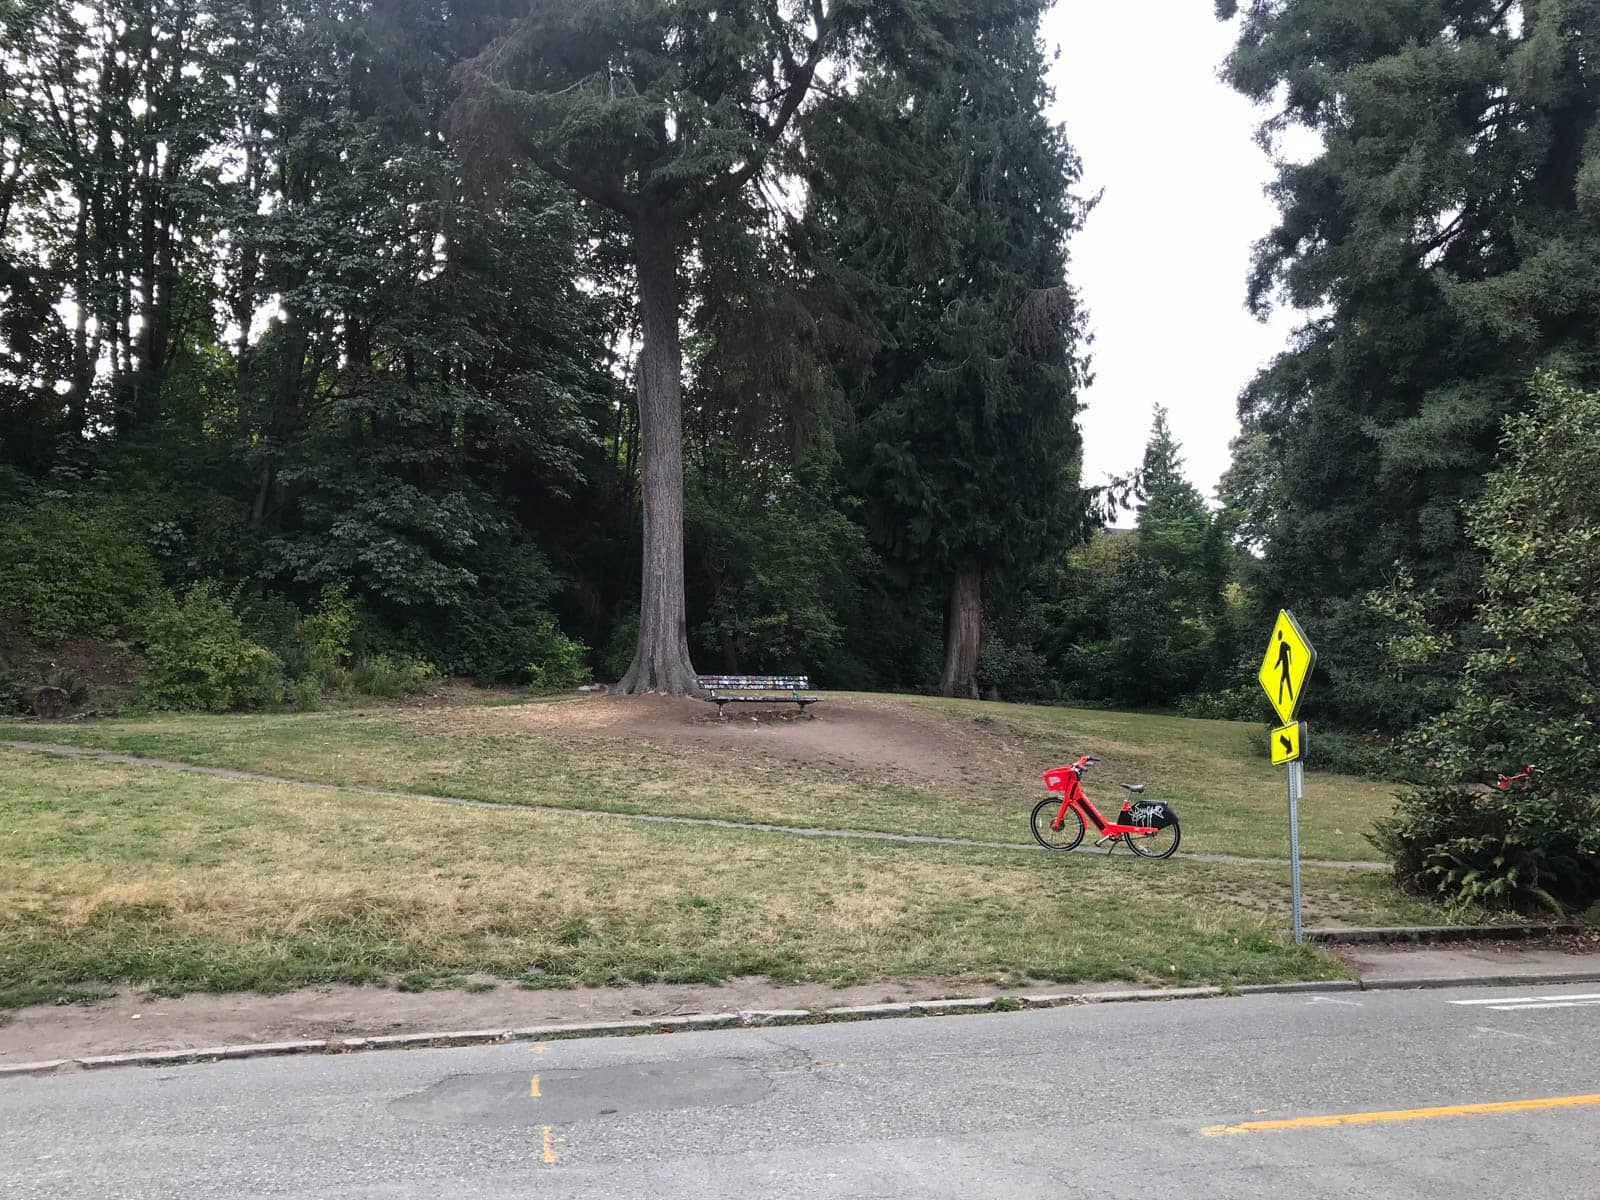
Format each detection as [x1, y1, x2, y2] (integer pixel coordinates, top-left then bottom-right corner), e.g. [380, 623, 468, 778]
[1270, 721, 1305, 765]
[1258, 609, 1316, 725]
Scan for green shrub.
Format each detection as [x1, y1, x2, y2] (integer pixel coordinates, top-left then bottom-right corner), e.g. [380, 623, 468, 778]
[288, 675, 324, 711]
[0, 498, 163, 640]
[1304, 729, 1406, 780]
[0, 670, 24, 715]
[1243, 722, 1405, 781]
[238, 586, 354, 687]
[393, 541, 570, 681]
[526, 618, 590, 690]
[600, 614, 639, 683]
[349, 653, 437, 698]
[135, 584, 285, 712]
[1368, 377, 1600, 913]
[976, 635, 1050, 700]
[1371, 786, 1600, 916]
[1176, 686, 1260, 721]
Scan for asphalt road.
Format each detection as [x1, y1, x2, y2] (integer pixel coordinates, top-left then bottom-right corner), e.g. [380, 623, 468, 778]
[5, 983, 1599, 1199]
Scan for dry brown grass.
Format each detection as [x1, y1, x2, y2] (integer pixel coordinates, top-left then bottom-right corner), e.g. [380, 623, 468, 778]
[1, 748, 1449, 1006]
[0, 689, 1404, 862]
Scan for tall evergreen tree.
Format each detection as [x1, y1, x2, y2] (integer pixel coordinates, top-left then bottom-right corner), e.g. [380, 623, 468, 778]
[807, 0, 1091, 698]
[1218, 0, 1600, 727]
[443, 0, 871, 696]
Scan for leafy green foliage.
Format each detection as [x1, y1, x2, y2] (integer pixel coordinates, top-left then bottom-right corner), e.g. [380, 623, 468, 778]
[1042, 412, 1238, 708]
[1219, 0, 1600, 730]
[525, 619, 590, 690]
[240, 587, 355, 688]
[347, 653, 437, 699]
[811, 8, 1090, 585]
[0, 497, 163, 641]
[686, 467, 869, 675]
[135, 585, 284, 713]
[1372, 375, 1600, 912]
[1371, 787, 1600, 916]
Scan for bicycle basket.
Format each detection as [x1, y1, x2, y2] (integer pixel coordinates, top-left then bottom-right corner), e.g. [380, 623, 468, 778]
[1043, 767, 1074, 792]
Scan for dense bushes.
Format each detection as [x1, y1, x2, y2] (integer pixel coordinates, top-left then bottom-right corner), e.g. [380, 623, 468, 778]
[136, 584, 285, 713]
[1368, 377, 1600, 914]
[346, 653, 438, 698]
[525, 618, 589, 689]
[0, 496, 163, 640]
[1371, 787, 1600, 916]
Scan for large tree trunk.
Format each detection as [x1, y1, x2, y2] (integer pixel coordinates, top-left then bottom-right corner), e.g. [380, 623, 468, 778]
[614, 214, 703, 696]
[940, 567, 982, 700]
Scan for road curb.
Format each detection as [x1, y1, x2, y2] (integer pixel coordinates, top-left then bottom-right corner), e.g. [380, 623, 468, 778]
[1235, 979, 1362, 995]
[1358, 970, 1600, 991]
[0, 1060, 71, 1079]
[0, 983, 1352, 1078]
[1080, 986, 1224, 1003]
[1309, 923, 1582, 945]
[20, 970, 1600, 1078]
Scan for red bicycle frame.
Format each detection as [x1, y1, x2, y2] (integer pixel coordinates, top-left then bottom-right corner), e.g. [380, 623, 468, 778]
[1497, 764, 1537, 792]
[1042, 756, 1158, 838]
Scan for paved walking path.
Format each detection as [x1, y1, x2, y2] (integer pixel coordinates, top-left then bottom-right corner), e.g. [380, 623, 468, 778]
[1, 739, 1386, 871]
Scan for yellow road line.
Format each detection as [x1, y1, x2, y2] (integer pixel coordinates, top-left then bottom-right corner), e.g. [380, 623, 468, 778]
[1202, 1092, 1600, 1136]
[530, 1074, 541, 1098]
[541, 1125, 557, 1164]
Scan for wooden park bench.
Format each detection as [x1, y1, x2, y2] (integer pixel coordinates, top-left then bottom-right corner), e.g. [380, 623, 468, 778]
[698, 675, 823, 720]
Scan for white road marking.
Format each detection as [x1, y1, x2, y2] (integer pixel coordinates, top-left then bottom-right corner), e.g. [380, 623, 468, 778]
[1305, 996, 1363, 1007]
[1486, 1000, 1600, 1012]
[1448, 993, 1600, 1007]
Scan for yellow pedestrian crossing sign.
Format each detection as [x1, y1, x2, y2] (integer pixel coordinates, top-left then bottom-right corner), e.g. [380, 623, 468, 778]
[1270, 721, 1305, 765]
[1258, 609, 1316, 725]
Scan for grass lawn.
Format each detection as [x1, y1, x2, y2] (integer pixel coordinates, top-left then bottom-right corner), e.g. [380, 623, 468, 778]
[916, 697, 1401, 862]
[0, 692, 1401, 862]
[0, 749, 1447, 1008]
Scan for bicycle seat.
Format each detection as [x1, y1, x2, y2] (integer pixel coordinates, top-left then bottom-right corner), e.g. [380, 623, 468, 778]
[1119, 783, 1146, 794]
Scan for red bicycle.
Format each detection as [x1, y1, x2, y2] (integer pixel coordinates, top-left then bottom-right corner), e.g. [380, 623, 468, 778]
[1030, 755, 1181, 859]
[1497, 764, 1537, 792]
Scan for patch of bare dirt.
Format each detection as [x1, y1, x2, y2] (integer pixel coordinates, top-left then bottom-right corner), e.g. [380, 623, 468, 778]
[407, 692, 1059, 794]
[0, 976, 1138, 1062]
[0, 629, 142, 693]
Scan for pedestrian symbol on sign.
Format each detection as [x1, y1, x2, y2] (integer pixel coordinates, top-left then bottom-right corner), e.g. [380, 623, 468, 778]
[1257, 610, 1315, 726]
[1276, 632, 1294, 706]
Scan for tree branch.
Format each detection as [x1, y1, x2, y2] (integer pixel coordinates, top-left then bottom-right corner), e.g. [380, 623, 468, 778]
[668, 1, 832, 222]
[526, 141, 637, 217]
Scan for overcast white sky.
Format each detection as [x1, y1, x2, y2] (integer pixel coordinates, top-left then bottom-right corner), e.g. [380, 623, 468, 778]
[1043, 2, 1303, 500]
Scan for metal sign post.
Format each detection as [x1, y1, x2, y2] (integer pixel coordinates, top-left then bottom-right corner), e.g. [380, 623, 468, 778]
[1287, 760, 1304, 943]
[1257, 610, 1316, 944]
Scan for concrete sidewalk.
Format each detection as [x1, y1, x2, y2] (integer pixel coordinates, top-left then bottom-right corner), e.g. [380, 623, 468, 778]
[1345, 941, 1600, 990]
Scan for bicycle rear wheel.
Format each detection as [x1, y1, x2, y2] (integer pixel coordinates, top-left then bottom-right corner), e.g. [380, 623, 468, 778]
[1031, 798, 1086, 851]
[1123, 819, 1180, 859]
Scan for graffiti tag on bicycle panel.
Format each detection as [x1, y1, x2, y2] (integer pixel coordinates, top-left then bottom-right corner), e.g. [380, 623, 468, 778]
[1257, 609, 1317, 725]
[1127, 802, 1176, 829]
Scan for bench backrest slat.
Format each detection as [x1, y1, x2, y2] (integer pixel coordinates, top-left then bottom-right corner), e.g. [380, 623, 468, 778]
[697, 675, 809, 691]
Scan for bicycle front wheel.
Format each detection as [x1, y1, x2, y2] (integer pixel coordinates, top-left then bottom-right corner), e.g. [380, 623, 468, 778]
[1031, 798, 1086, 851]
[1123, 819, 1180, 860]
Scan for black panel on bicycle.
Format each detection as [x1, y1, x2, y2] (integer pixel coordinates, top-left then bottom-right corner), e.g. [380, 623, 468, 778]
[1125, 800, 1176, 828]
